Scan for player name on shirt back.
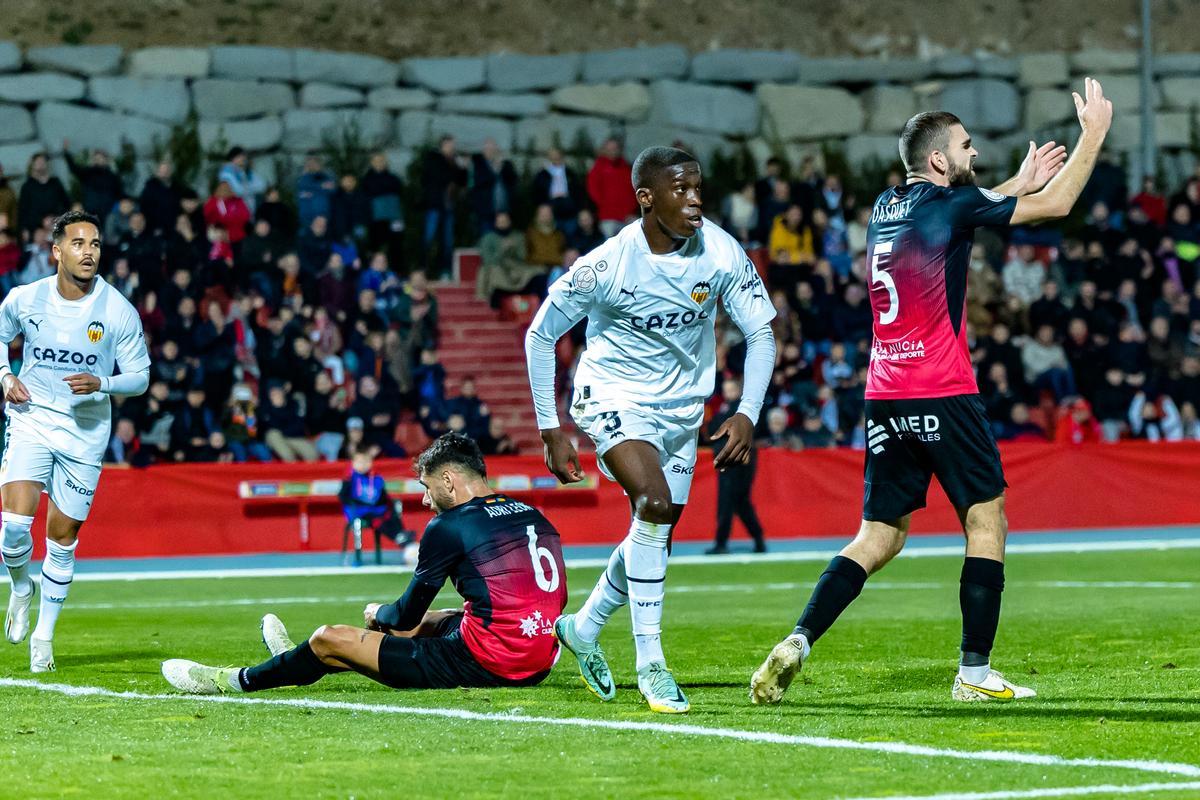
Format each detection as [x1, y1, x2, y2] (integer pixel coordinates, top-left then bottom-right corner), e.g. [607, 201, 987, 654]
[482, 499, 536, 518]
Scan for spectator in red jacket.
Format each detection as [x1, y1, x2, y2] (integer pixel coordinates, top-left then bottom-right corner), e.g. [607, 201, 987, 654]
[1055, 398, 1103, 445]
[586, 138, 635, 238]
[203, 181, 251, 246]
[1130, 176, 1167, 228]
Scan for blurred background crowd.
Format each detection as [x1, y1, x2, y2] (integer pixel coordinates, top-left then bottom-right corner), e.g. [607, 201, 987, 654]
[2, 128, 1197, 466]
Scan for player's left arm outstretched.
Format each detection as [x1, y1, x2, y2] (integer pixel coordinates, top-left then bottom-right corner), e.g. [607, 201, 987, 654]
[712, 256, 777, 471]
[365, 516, 458, 634]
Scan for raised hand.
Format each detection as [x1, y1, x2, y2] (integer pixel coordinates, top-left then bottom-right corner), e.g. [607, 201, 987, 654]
[1017, 140, 1068, 194]
[1073, 77, 1114, 136]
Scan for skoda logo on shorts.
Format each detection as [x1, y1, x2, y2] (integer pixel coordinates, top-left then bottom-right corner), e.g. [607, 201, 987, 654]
[690, 281, 711, 305]
[87, 321, 105, 344]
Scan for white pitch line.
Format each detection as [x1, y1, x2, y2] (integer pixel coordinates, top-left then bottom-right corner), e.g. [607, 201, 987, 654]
[1, 679, 1198, 779]
[842, 780, 1200, 800]
[59, 579, 1197, 612]
[1, 537, 1198, 585]
[28, 539, 1200, 585]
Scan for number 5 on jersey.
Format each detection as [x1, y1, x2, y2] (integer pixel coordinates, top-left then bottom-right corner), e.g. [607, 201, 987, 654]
[870, 240, 898, 325]
[526, 525, 560, 592]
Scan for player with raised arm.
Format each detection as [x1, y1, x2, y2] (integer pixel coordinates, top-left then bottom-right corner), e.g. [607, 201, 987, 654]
[162, 434, 568, 695]
[750, 78, 1113, 704]
[525, 146, 777, 713]
[1, 210, 150, 672]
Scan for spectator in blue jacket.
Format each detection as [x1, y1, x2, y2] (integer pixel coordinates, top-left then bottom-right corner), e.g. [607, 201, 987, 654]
[217, 147, 267, 215]
[337, 447, 415, 546]
[297, 154, 336, 229]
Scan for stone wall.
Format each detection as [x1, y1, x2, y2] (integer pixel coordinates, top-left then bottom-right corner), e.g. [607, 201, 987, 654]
[1, 43, 1197, 193]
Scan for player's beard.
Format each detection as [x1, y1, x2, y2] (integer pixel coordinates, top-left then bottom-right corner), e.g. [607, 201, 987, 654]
[948, 159, 976, 187]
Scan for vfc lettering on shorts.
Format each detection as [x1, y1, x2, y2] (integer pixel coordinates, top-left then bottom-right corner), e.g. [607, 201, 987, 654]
[889, 414, 942, 441]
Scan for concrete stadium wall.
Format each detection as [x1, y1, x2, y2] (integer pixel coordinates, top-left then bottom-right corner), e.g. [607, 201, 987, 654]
[0, 43, 1197, 194]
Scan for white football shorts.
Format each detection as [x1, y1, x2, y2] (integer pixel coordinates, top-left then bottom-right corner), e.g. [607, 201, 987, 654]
[0, 426, 101, 521]
[572, 394, 703, 504]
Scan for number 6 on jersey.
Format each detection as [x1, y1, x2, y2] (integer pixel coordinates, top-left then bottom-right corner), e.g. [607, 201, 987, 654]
[870, 240, 898, 325]
[526, 525, 560, 592]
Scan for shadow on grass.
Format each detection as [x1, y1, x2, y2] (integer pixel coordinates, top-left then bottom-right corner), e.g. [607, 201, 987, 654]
[56, 649, 163, 667]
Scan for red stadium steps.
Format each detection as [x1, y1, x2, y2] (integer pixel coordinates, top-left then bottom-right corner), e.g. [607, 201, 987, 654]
[433, 279, 542, 451]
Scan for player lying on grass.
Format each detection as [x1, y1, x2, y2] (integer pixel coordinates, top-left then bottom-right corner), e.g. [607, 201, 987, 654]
[162, 434, 568, 694]
[751, 78, 1112, 704]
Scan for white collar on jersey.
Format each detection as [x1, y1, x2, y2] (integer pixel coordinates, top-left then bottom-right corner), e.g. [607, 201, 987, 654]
[631, 219, 706, 260]
[50, 275, 103, 308]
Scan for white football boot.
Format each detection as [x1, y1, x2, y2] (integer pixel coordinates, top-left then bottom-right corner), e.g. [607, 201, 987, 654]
[29, 636, 55, 673]
[260, 613, 295, 657]
[953, 669, 1037, 702]
[5, 586, 33, 644]
[161, 659, 242, 694]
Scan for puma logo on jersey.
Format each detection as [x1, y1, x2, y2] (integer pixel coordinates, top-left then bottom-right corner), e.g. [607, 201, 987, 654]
[27, 318, 42, 332]
[619, 286, 637, 301]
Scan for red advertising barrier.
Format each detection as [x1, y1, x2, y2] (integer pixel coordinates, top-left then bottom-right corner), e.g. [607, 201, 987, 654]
[10, 442, 1200, 560]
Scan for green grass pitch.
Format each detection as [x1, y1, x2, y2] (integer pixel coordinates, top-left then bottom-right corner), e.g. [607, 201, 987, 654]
[1, 547, 1197, 799]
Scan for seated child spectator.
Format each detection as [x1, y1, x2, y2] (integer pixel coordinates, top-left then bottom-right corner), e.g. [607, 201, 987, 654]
[338, 447, 416, 549]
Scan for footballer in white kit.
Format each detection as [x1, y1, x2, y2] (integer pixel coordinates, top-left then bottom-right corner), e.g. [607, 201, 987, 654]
[526, 147, 776, 713]
[1, 211, 150, 672]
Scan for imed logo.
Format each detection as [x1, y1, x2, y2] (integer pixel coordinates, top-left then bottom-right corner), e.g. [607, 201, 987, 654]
[87, 321, 105, 344]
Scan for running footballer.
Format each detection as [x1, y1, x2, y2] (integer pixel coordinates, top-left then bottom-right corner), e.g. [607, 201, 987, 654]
[2, 210, 150, 672]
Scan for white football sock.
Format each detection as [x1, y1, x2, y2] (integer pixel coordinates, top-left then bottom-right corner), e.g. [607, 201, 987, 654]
[1, 512, 35, 597]
[624, 518, 671, 670]
[575, 544, 628, 644]
[958, 662, 991, 684]
[33, 538, 77, 641]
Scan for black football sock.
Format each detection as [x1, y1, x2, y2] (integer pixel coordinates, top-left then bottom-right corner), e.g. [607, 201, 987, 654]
[960, 557, 1005, 667]
[793, 556, 869, 643]
[239, 640, 334, 692]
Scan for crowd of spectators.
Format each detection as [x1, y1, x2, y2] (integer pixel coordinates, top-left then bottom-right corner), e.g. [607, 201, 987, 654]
[0, 141, 525, 466]
[1, 128, 1197, 467]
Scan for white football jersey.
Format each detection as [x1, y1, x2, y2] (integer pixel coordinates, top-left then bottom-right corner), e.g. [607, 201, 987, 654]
[0, 276, 150, 464]
[547, 219, 775, 407]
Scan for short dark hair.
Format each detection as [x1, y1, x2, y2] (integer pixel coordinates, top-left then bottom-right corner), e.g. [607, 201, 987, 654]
[226, 146, 245, 161]
[631, 146, 698, 190]
[898, 111, 963, 173]
[51, 210, 101, 244]
[415, 433, 487, 480]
